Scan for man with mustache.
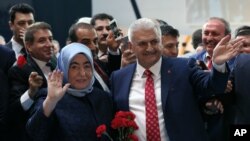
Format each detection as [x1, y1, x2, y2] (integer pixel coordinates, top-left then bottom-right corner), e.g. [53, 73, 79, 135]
[90, 13, 121, 71]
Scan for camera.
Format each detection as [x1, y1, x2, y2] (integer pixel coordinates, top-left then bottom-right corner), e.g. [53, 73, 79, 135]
[109, 19, 121, 38]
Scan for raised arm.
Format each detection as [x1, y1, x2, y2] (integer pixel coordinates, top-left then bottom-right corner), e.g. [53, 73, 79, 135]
[43, 70, 70, 117]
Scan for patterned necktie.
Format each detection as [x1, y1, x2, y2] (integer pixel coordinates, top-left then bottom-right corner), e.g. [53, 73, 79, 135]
[144, 69, 161, 141]
[207, 56, 212, 70]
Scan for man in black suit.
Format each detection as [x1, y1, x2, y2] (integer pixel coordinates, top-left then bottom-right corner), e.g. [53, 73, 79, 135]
[7, 22, 56, 141]
[90, 13, 122, 67]
[5, 3, 35, 59]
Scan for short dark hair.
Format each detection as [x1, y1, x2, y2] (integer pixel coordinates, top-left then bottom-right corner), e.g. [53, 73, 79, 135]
[160, 25, 179, 38]
[208, 17, 231, 35]
[9, 3, 35, 23]
[192, 29, 202, 49]
[235, 25, 250, 37]
[24, 22, 51, 43]
[156, 19, 168, 26]
[68, 22, 94, 42]
[90, 13, 113, 26]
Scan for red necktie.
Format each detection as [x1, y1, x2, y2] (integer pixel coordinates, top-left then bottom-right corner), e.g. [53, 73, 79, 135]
[207, 56, 212, 70]
[94, 61, 109, 85]
[144, 69, 161, 141]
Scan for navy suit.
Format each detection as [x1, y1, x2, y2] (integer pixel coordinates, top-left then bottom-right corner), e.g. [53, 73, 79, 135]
[0, 45, 16, 141]
[110, 57, 229, 141]
[231, 54, 250, 124]
[0, 45, 16, 73]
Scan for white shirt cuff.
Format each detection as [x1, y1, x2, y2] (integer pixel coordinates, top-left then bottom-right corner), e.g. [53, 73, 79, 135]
[212, 62, 226, 73]
[20, 90, 34, 111]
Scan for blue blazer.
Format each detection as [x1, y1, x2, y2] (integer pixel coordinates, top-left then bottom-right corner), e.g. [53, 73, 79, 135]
[192, 50, 235, 70]
[110, 57, 229, 141]
[231, 54, 250, 124]
[0, 45, 16, 73]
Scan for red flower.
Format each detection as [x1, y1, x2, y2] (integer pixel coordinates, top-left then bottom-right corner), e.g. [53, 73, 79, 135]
[128, 134, 138, 141]
[96, 111, 139, 141]
[17, 55, 27, 68]
[96, 124, 107, 138]
[115, 111, 136, 120]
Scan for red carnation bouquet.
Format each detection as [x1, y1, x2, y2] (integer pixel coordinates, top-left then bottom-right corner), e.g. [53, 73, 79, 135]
[17, 55, 27, 68]
[96, 111, 139, 141]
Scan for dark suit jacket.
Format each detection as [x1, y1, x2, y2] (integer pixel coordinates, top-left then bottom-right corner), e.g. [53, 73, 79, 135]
[231, 54, 250, 124]
[110, 57, 229, 141]
[0, 45, 16, 73]
[93, 52, 121, 91]
[0, 70, 9, 141]
[7, 55, 54, 141]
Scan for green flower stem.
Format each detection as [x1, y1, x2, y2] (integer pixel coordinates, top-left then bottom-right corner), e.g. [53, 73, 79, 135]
[103, 132, 113, 141]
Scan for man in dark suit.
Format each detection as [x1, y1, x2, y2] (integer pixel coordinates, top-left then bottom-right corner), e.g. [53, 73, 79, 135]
[90, 13, 122, 66]
[7, 22, 56, 141]
[68, 22, 121, 92]
[0, 45, 16, 73]
[6, 3, 35, 59]
[110, 18, 243, 141]
[0, 45, 16, 141]
[230, 25, 250, 124]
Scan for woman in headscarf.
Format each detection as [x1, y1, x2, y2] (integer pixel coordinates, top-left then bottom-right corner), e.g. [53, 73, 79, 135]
[27, 43, 113, 141]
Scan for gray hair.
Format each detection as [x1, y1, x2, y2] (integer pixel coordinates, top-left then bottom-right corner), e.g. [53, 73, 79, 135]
[128, 18, 162, 43]
[207, 17, 231, 35]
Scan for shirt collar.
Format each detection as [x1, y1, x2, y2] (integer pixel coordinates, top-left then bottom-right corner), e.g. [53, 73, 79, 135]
[32, 57, 47, 69]
[11, 38, 23, 53]
[136, 57, 162, 78]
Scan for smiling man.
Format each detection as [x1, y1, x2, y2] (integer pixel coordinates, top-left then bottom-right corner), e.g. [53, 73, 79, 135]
[7, 22, 56, 141]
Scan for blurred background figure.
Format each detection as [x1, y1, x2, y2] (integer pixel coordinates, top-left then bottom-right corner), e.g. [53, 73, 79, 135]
[76, 17, 92, 24]
[160, 25, 180, 57]
[52, 39, 60, 58]
[0, 35, 6, 45]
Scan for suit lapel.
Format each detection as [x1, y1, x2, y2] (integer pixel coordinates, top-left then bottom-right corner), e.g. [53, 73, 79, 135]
[123, 64, 136, 110]
[161, 57, 172, 111]
[6, 41, 12, 49]
[114, 64, 136, 111]
[27, 55, 48, 87]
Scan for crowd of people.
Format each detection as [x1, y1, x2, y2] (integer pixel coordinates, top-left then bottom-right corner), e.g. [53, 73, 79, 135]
[1, 3, 250, 141]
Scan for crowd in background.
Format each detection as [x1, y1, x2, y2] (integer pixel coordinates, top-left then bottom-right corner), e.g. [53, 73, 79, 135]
[1, 3, 250, 141]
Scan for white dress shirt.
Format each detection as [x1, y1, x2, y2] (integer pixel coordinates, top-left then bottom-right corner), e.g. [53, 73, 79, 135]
[129, 57, 169, 141]
[11, 38, 24, 59]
